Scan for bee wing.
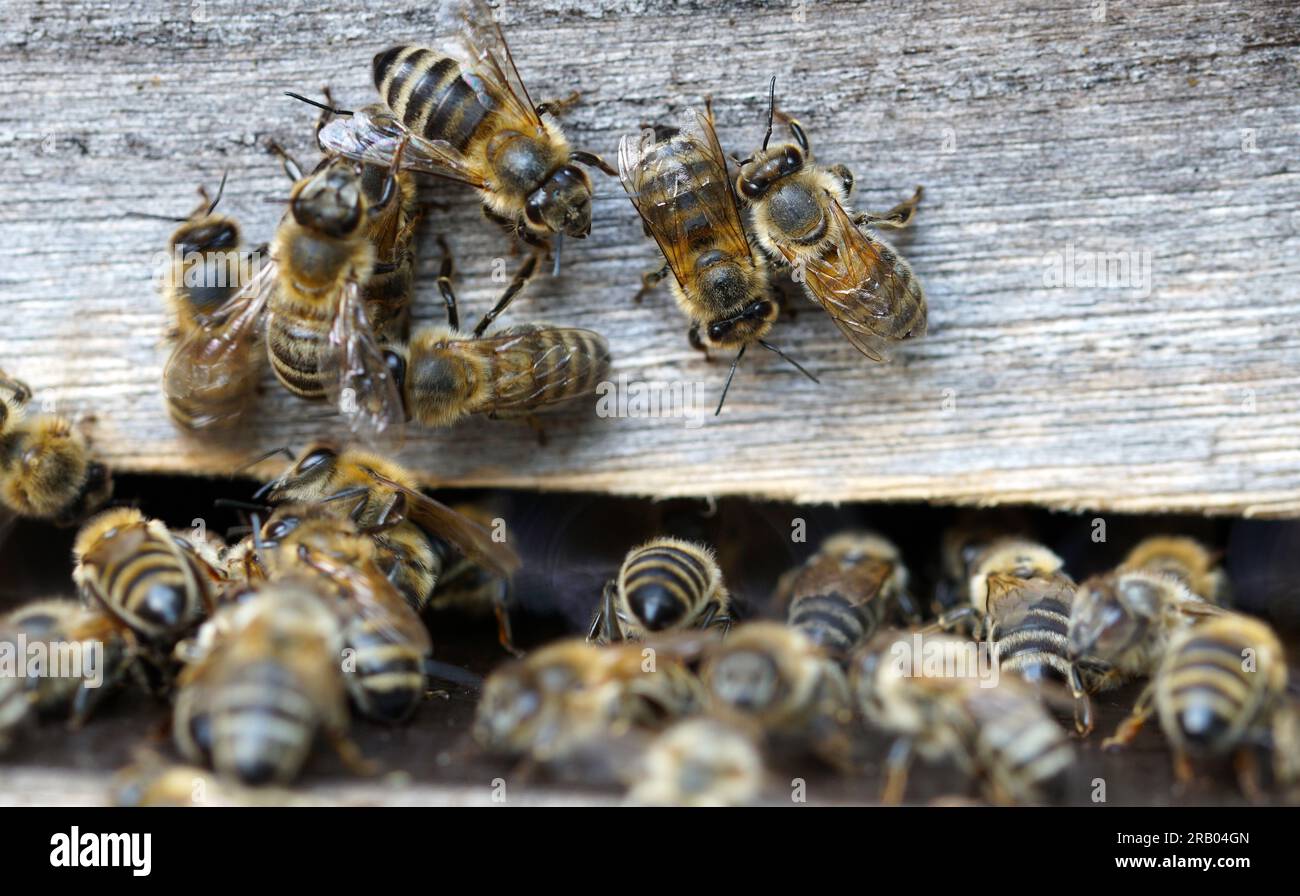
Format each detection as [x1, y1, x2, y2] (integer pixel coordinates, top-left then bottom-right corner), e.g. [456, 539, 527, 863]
[475, 327, 610, 412]
[619, 107, 752, 294]
[441, 0, 543, 130]
[162, 261, 276, 424]
[318, 105, 488, 189]
[789, 199, 927, 363]
[363, 469, 521, 579]
[303, 550, 433, 653]
[319, 279, 406, 441]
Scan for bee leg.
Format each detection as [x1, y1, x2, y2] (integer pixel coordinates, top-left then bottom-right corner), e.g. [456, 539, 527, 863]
[0, 374, 32, 407]
[328, 729, 380, 777]
[587, 581, 619, 643]
[435, 236, 460, 331]
[312, 86, 338, 146]
[917, 604, 978, 635]
[535, 90, 581, 118]
[1234, 749, 1264, 803]
[522, 415, 549, 447]
[1068, 664, 1095, 737]
[828, 163, 854, 198]
[895, 589, 924, 625]
[1172, 750, 1196, 791]
[687, 324, 710, 360]
[491, 581, 523, 657]
[635, 263, 670, 303]
[1102, 681, 1156, 751]
[264, 139, 303, 183]
[854, 186, 924, 231]
[570, 150, 618, 177]
[881, 736, 915, 805]
[471, 253, 539, 338]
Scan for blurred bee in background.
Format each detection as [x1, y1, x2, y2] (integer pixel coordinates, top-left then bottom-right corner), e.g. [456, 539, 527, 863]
[473, 639, 703, 768]
[852, 629, 1075, 805]
[72, 508, 219, 668]
[626, 718, 767, 807]
[257, 504, 433, 723]
[318, 0, 616, 282]
[113, 752, 322, 807]
[619, 103, 818, 415]
[391, 239, 611, 436]
[588, 537, 732, 643]
[700, 621, 856, 769]
[735, 78, 926, 363]
[1102, 612, 1294, 800]
[0, 371, 112, 529]
[0, 598, 133, 751]
[1119, 535, 1230, 607]
[774, 531, 919, 660]
[256, 444, 521, 648]
[173, 580, 370, 786]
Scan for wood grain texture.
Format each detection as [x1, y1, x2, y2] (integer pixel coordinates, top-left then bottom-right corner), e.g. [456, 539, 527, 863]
[0, 0, 1297, 515]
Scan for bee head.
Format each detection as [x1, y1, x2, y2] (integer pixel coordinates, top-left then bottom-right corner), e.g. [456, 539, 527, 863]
[291, 162, 363, 238]
[706, 647, 785, 716]
[1068, 573, 1162, 662]
[704, 297, 778, 349]
[526, 164, 592, 238]
[736, 144, 804, 201]
[174, 216, 240, 256]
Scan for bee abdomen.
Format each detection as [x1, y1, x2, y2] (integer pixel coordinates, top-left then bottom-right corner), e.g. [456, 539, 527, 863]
[347, 626, 425, 723]
[106, 544, 199, 641]
[788, 591, 870, 654]
[1162, 636, 1255, 752]
[210, 663, 317, 785]
[373, 46, 492, 152]
[267, 316, 328, 399]
[993, 598, 1073, 683]
[976, 700, 1073, 791]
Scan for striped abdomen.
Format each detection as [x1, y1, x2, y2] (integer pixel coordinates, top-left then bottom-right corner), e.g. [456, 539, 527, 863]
[1157, 628, 1275, 756]
[363, 250, 415, 344]
[208, 659, 318, 786]
[375, 525, 440, 613]
[617, 539, 722, 636]
[267, 288, 333, 400]
[969, 690, 1074, 802]
[788, 590, 876, 656]
[483, 326, 611, 415]
[639, 138, 735, 263]
[373, 46, 494, 153]
[343, 619, 427, 724]
[97, 531, 206, 647]
[992, 596, 1073, 684]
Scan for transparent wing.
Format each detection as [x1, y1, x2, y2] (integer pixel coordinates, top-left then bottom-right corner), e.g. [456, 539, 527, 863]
[790, 199, 927, 363]
[319, 279, 406, 442]
[363, 469, 521, 580]
[299, 548, 432, 653]
[318, 105, 488, 189]
[477, 327, 610, 412]
[442, 0, 542, 130]
[162, 261, 275, 429]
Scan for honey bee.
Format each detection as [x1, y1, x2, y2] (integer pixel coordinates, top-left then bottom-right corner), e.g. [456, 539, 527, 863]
[256, 444, 520, 627]
[257, 504, 433, 724]
[1119, 535, 1230, 606]
[0, 598, 132, 751]
[627, 718, 767, 807]
[699, 622, 855, 767]
[173, 580, 368, 785]
[735, 78, 926, 362]
[113, 752, 321, 807]
[0, 371, 112, 527]
[72, 508, 219, 663]
[390, 239, 611, 431]
[774, 531, 918, 659]
[165, 157, 406, 439]
[619, 104, 818, 414]
[1102, 613, 1292, 799]
[851, 629, 1075, 805]
[473, 639, 703, 765]
[318, 0, 615, 276]
[588, 537, 732, 643]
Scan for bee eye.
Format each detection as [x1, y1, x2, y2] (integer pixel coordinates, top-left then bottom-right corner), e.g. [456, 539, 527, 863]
[299, 447, 335, 472]
[783, 146, 803, 170]
[745, 300, 768, 318]
[708, 321, 731, 341]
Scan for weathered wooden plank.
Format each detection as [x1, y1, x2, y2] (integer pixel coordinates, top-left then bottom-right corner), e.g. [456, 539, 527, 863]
[0, 0, 1297, 515]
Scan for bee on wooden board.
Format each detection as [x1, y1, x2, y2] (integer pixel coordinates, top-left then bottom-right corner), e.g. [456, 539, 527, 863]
[735, 78, 926, 363]
[588, 537, 732, 644]
[619, 102, 819, 415]
[0, 371, 112, 530]
[317, 0, 616, 286]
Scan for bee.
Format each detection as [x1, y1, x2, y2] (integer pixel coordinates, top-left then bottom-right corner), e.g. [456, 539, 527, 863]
[0, 371, 112, 527]
[588, 537, 732, 644]
[318, 0, 615, 275]
[619, 103, 818, 414]
[473, 639, 703, 765]
[627, 718, 766, 807]
[72, 508, 219, 662]
[173, 580, 368, 785]
[1119, 535, 1230, 606]
[165, 157, 406, 438]
[113, 753, 321, 807]
[0, 598, 132, 751]
[256, 444, 521, 632]
[699, 622, 855, 767]
[257, 504, 433, 723]
[1103, 613, 1292, 799]
[774, 531, 917, 659]
[735, 78, 926, 363]
[852, 629, 1075, 805]
[390, 239, 611, 432]
[1068, 568, 1223, 692]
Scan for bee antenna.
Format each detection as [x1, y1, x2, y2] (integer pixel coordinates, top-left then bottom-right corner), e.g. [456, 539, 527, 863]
[758, 339, 819, 384]
[214, 498, 272, 514]
[250, 512, 267, 559]
[714, 343, 748, 416]
[422, 658, 485, 689]
[761, 76, 777, 151]
[284, 91, 353, 117]
[206, 171, 228, 215]
[240, 446, 295, 473]
[125, 212, 187, 222]
[551, 232, 563, 277]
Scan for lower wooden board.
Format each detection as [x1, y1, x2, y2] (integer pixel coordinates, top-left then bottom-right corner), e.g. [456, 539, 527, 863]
[0, 1, 1298, 514]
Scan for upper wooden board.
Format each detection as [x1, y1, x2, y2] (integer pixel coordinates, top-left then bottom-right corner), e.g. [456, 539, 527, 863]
[0, 0, 1297, 515]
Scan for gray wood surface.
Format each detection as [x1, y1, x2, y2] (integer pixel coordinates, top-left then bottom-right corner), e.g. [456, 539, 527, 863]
[1, 0, 1297, 515]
